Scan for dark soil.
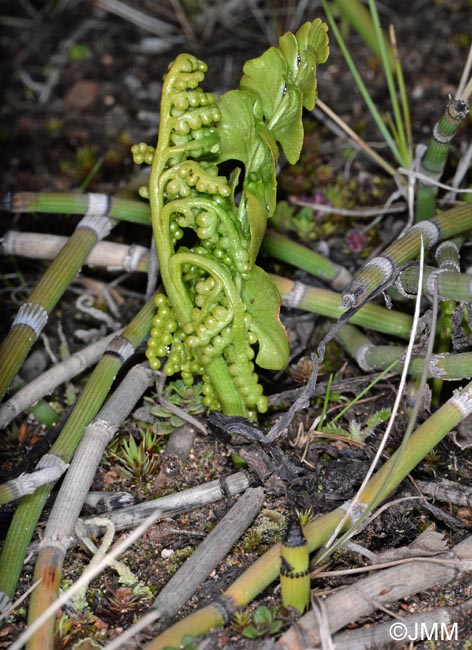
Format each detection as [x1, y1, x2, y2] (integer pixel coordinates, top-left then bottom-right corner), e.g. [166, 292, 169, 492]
[1, 1, 472, 649]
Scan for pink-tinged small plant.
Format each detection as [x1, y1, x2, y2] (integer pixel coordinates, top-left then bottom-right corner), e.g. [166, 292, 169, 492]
[301, 191, 332, 219]
[346, 229, 368, 252]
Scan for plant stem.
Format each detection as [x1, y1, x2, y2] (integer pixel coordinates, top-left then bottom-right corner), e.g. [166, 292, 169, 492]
[398, 264, 472, 302]
[0, 215, 114, 403]
[271, 274, 413, 339]
[341, 202, 472, 311]
[0, 331, 120, 429]
[0, 297, 155, 600]
[336, 322, 472, 380]
[145, 379, 472, 649]
[2, 192, 151, 225]
[262, 230, 351, 290]
[416, 97, 470, 221]
[2, 231, 150, 274]
[26, 363, 155, 650]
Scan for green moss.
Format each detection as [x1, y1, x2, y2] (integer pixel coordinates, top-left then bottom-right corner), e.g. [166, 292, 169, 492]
[166, 546, 194, 575]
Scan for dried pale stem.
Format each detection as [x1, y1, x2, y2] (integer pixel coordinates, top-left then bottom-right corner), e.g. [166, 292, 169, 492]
[144, 380, 472, 649]
[0, 331, 120, 429]
[27, 363, 155, 650]
[24, 472, 252, 564]
[0, 297, 155, 600]
[106, 487, 265, 650]
[417, 478, 472, 507]
[2, 231, 149, 274]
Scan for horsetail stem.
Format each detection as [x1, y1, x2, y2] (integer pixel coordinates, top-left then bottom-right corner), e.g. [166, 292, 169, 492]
[280, 516, 311, 613]
[2, 191, 151, 225]
[398, 265, 472, 303]
[0, 297, 155, 600]
[272, 275, 413, 339]
[261, 230, 351, 290]
[341, 202, 472, 312]
[336, 322, 472, 380]
[145, 379, 472, 649]
[416, 97, 470, 221]
[0, 206, 114, 403]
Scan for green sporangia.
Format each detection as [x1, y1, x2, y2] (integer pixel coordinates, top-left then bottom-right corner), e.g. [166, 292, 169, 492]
[132, 20, 329, 418]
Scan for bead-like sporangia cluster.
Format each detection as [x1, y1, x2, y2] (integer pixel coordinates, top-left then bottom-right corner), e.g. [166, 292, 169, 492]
[134, 23, 329, 417]
[132, 55, 264, 416]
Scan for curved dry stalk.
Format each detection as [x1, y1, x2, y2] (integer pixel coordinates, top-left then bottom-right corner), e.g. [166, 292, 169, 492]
[26, 362, 154, 649]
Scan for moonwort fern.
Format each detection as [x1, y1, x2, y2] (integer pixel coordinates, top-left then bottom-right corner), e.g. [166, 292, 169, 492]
[132, 20, 329, 418]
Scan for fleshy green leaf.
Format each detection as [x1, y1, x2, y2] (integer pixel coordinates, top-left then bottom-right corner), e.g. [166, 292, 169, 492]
[279, 20, 330, 111]
[268, 84, 304, 164]
[240, 47, 288, 127]
[217, 90, 260, 167]
[242, 267, 289, 370]
[253, 606, 272, 626]
[242, 625, 259, 639]
[218, 91, 278, 262]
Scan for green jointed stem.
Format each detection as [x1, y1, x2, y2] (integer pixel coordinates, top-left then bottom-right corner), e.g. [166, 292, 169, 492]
[336, 322, 472, 380]
[280, 517, 311, 613]
[416, 97, 470, 221]
[0, 224, 111, 403]
[399, 265, 472, 303]
[262, 230, 349, 288]
[147, 380, 472, 649]
[4, 191, 151, 225]
[271, 274, 413, 339]
[342, 202, 472, 311]
[0, 297, 155, 599]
